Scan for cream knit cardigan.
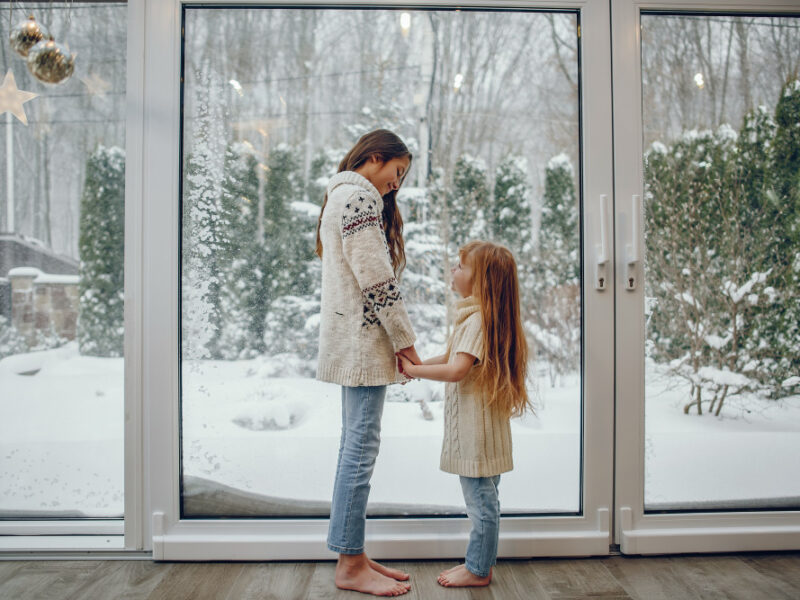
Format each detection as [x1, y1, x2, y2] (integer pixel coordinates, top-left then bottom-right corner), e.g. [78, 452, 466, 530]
[440, 296, 514, 477]
[316, 171, 417, 387]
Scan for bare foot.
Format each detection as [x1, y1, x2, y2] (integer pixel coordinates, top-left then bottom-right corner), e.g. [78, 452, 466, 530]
[336, 554, 411, 597]
[368, 557, 410, 581]
[437, 564, 492, 587]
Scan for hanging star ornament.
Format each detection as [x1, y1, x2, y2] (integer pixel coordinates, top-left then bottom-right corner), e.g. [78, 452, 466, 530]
[0, 70, 38, 126]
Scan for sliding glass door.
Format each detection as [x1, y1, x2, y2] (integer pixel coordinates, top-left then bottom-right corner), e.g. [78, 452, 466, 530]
[613, 0, 800, 553]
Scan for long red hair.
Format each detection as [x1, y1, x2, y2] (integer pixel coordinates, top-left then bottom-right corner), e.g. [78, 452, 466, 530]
[315, 129, 412, 274]
[461, 241, 531, 418]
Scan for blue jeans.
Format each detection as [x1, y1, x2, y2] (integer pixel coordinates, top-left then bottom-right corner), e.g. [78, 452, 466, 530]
[460, 475, 501, 577]
[327, 385, 387, 554]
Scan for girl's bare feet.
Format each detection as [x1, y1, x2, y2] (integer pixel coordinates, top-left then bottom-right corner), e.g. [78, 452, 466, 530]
[368, 557, 410, 581]
[437, 564, 492, 587]
[335, 553, 411, 596]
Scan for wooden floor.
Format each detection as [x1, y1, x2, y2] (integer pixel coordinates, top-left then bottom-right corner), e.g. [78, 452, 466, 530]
[1, 552, 799, 599]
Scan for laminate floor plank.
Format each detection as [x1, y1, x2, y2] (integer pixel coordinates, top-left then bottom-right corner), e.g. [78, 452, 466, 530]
[500, 560, 552, 599]
[600, 555, 704, 600]
[221, 561, 316, 600]
[146, 562, 245, 600]
[0, 561, 22, 585]
[661, 554, 796, 600]
[524, 558, 631, 599]
[0, 561, 102, 600]
[1, 553, 799, 600]
[739, 551, 800, 594]
[64, 559, 172, 600]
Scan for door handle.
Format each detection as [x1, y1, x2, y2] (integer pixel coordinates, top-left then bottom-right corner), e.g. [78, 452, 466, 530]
[625, 194, 640, 291]
[595, 194, 609, 290]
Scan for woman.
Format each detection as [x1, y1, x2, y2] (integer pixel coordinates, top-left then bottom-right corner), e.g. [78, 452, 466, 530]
[316, 129, 420, 596]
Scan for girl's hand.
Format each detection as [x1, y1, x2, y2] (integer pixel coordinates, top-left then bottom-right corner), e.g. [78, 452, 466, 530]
[397, 354, 417, 379]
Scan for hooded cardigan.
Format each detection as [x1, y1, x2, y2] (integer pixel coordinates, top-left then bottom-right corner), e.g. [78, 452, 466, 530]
[316, 171, 417, 387]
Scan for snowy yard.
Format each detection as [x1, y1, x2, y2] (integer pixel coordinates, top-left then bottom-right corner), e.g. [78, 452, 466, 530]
[1, 344, 799, 517]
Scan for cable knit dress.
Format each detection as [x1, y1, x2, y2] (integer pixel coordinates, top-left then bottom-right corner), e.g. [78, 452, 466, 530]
[440, 296, 514, 477]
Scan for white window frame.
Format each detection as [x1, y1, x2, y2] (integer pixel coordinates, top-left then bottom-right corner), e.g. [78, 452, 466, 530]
[138, 0, 616, 560]
[612, 0, 800, 555]
[0, 0, 144, 550]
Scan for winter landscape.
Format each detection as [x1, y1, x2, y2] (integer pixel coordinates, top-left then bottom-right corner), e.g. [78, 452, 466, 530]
[1, 7, 798, 519]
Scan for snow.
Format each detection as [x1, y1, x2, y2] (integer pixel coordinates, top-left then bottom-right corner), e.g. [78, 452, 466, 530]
[547, 153, 573, 174]
[2, 349, 799, 517]
[649, 141, 668, 155]
[290, 201, 321, 219]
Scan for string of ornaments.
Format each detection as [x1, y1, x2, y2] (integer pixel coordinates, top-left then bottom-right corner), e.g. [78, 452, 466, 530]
[9, 14, 75, 84]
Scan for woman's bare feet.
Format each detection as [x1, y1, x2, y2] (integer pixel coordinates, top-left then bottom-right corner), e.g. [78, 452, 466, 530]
[437, 564, 492, 587]
[335, 553, 411, 596]
[368, 557, 410, 581]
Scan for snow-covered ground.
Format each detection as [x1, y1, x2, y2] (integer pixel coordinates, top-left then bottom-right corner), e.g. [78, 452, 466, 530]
[1, 344, 798, 517]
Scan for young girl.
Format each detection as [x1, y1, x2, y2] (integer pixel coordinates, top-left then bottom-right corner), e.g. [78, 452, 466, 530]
[398, 240, 530, 588]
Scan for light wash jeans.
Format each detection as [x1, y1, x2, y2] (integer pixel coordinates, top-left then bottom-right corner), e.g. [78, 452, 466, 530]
[459, 474, 501, 577]
[327, 385, 387, 554]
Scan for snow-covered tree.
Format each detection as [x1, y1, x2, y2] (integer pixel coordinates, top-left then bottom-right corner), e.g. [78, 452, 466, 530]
[182, 68, 229, 360]
[77, 146, 125, 357]
[530, 154, 580, 384]
[490, 155, 533, 254]
[448, 154, 489, 250]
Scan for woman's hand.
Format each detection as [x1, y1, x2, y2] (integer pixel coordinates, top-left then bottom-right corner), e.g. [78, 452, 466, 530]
[397, 345, 422, 366]
[397, 354, 417, 379]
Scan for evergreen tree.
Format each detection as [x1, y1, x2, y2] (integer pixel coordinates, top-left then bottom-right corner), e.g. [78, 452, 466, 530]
[77, 145, 125, 357]
[531, 154, 580, 383]
[182, 69, 229, 360]
[217, 143, 261, 358]
[490, 155, 533, 254]
[763, 79, 800, 395]
[306, 147, 344, 206]
[448, 154, 489, 250]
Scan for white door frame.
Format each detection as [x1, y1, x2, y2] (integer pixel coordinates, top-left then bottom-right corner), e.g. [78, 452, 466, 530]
[139, 0, 616, 560]
[611, 0, 800, 555]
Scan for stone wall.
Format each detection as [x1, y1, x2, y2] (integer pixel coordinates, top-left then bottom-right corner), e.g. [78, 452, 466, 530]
[9, 268, 80, 346]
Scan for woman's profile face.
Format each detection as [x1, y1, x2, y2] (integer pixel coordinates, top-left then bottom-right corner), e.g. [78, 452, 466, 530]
[363, 155, 411, 197]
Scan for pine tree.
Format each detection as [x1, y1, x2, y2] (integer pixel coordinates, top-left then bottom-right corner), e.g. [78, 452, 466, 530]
[217, 143, 261, 359]
[77, 145, 125, 357]
[763, 79, 800, 396]
[490, 155, 533, 254]
[182, 68, 229, 360]
[448, 154, 489, 250]
[531, 154, 580, 383]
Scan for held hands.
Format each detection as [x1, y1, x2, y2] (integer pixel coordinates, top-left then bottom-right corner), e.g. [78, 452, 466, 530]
[396, 345, 421, 381]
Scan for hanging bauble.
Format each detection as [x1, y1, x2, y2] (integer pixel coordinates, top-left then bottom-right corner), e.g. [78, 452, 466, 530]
[26, 37, 75, 85]
[8, 15, 50, 58]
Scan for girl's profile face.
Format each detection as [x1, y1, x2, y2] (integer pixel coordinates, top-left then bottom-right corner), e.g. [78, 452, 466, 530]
[451, 256, 474, 298]
[362, 155, 410, 197]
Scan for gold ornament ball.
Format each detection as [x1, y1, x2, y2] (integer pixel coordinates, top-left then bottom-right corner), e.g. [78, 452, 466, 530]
[26, 37, 76, 85]
[9, 15, 50, 58]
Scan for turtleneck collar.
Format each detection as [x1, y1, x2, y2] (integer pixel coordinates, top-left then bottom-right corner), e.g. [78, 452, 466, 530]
[454, 295, 480, 326]
[327, 171, 382, 206]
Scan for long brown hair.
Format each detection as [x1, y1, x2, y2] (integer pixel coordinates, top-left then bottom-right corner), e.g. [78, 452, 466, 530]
[315, 129, 412, 274]
[461, 241, 531, 418]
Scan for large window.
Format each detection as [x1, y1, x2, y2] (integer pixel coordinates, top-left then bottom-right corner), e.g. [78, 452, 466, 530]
[640, 13, 800, 511]
[179, 7, 583, 518]
[0, 2, 127, 520]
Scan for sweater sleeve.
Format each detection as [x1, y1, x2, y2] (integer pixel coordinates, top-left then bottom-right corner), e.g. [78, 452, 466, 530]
[341, 192, 417, 352]
[452, 314, 484, 362]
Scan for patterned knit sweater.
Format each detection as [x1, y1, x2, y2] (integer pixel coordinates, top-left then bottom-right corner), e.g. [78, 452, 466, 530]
[316, 171, 417, 387]
[440, 296, 514, 477]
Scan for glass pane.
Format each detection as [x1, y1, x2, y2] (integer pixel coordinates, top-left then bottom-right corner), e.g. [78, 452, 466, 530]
[642, 13, 800, 510]
[180, 7, 581, 517]
[0, 3, 127, 518]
